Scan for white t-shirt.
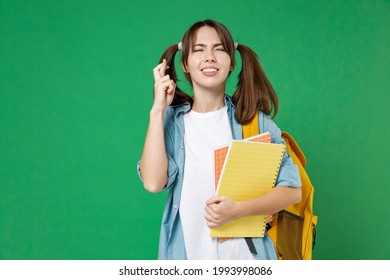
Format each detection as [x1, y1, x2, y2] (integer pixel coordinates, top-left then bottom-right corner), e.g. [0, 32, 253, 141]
[179, 106, 256, 260]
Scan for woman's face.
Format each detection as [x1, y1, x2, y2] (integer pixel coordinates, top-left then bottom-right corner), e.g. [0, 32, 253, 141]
[185, 26, 233, 94]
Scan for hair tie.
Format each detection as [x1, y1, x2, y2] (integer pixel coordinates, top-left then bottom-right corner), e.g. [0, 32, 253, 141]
[234, 42, 238, 50]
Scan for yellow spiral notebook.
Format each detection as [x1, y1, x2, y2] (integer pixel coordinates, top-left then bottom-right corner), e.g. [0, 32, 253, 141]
[210, 139, 285, 238]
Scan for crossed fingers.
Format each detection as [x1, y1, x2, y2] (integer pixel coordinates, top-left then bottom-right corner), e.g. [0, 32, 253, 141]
[153, 59, 175, 94]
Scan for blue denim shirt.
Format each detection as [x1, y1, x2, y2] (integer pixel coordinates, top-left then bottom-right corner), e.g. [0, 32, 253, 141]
[137, 95, 301, 260]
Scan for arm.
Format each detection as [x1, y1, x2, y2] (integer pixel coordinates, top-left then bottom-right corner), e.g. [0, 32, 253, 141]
[204, 186, 301, 228]
[139, 59, 176, 193]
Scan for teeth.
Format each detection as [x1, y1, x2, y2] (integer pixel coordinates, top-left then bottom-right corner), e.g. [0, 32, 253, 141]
[202, 68, 218, 73]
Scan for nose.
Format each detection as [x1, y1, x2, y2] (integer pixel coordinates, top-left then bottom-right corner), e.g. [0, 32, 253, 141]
[205, 49, 216, 62]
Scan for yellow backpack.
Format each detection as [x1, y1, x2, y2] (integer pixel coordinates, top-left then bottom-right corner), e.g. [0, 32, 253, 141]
[243, 114, 318, 260]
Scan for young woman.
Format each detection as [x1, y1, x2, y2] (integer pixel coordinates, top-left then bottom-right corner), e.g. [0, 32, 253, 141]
[138, 19, 302, 260]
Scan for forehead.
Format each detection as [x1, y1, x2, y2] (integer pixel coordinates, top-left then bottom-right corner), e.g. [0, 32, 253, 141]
[192, 26, 221, 44]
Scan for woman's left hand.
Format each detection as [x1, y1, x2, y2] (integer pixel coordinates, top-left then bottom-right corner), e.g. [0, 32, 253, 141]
[204, 196, 241, 228]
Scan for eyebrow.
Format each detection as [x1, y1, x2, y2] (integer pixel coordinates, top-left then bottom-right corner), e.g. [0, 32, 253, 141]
[193, 43, 224, 48]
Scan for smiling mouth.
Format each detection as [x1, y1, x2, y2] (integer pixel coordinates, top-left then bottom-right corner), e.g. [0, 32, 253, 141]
[201, 67, 219, 73]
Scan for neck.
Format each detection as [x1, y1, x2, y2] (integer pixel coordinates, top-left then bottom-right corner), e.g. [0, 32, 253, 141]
[192, 85, 226, 113]
[192, 92, 225, 113]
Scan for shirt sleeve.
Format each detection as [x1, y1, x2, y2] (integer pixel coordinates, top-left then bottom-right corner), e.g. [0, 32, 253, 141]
[162, 107, 179, 190]
[136, 156, 178, 190]
[260, 113, 302, 187]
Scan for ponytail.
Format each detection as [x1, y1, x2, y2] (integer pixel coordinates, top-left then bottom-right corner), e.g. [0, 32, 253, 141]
[158, 44, 193, 107]
[233, 44, 279, 124]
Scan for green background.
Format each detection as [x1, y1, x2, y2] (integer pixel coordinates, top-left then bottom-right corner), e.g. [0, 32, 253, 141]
[1, 0, 389, 260]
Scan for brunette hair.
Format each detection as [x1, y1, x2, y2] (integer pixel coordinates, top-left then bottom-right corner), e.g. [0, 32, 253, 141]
[158, 19, 279, 123]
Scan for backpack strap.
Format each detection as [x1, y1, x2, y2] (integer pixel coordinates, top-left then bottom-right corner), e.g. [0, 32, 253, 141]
[242, 113, 259, 138]
[281, 131, 306, 167]
[244, 238, 257, 254]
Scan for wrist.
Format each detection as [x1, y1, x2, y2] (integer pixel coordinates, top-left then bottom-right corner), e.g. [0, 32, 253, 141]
[150, 106, 166, 118]
[234, 201, 248, 219]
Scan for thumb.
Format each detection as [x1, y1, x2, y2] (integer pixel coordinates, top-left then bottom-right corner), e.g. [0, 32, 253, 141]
[206, 196, 225, 205]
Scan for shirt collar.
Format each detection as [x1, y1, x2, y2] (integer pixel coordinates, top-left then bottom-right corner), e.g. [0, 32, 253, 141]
[170, 94, 235, 116]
